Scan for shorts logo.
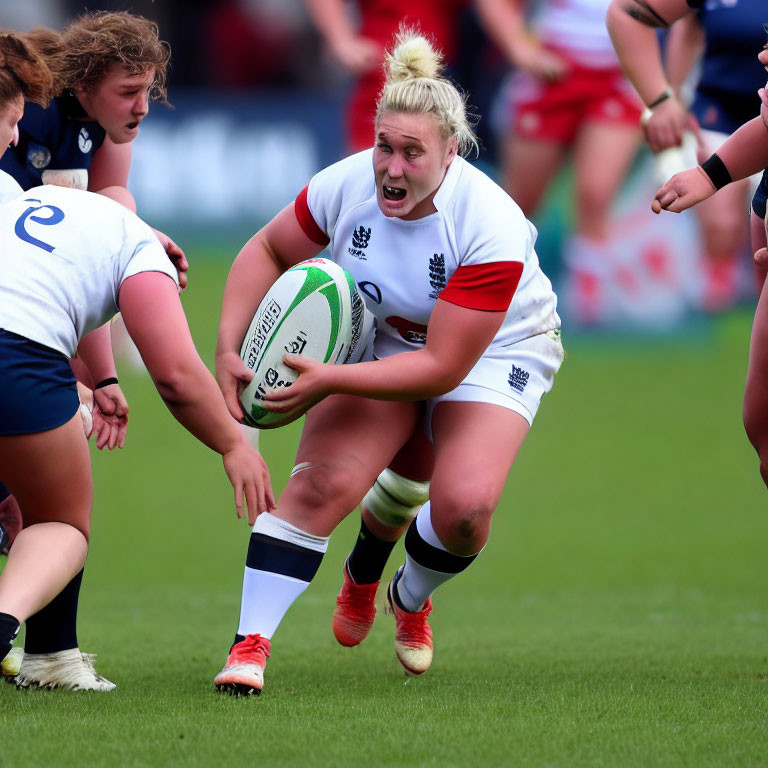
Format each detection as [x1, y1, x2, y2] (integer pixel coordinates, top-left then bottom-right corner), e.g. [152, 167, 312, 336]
[428, 253, 446, 299]
[508, 364, 529, 393]
[28, 148, 51, 170]
[78, 127, 92, 154]
[349, 225, 371, 260]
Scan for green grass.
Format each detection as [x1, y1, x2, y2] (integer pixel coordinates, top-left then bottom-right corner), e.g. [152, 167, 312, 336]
[1, 258, 766, 767]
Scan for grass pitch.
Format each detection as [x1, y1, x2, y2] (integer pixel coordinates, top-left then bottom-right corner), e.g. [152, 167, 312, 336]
[1, 259, 766, 767]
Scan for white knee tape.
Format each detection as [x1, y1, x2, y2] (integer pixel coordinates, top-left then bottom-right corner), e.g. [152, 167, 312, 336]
[363, 468, 430, 528]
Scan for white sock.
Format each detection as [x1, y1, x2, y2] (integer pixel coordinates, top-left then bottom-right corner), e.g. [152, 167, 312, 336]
[236, 513, 329, 639]
[396, 502, 479, 613]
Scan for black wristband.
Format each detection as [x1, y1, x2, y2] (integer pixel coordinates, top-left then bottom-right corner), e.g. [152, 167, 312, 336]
[94, 377, 119, 389]
[647, 87, 672, 109]
[700, 153, 733, 191]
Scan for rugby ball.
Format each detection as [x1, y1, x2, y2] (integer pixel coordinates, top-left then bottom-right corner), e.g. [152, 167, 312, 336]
[239, 258, 374, 428]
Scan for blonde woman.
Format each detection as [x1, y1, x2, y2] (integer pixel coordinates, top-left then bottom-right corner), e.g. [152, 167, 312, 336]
[213, 28, 563, 695]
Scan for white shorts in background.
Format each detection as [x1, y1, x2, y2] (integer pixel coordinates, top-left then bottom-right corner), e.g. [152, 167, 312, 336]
[426, 329, 564, 437]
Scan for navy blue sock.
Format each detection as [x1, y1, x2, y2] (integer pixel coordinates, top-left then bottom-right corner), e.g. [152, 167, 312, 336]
[347, 519, 398, 585]
[24, 569, 83, 654]
[0, 611, 20, 659]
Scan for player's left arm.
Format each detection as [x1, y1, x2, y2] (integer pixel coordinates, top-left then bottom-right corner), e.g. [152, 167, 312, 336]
[88, 137, 132, 190]
[265, 299, 508, 412]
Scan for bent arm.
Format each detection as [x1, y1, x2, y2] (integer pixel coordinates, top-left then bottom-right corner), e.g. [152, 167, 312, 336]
[606, 0, 691, 105]
[331, 300, 505, 399]
[268, 300, 506, 414]
[716, 118, 768, 181]
[75, 323, 118, 384]
[88, 138, 132, 191]
[120, 272, 244, 454]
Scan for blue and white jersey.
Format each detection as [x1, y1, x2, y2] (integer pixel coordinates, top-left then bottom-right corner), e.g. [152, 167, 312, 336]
[691, 0, 767, 134]
[0, 92, 106, 191]
[0, 185, 178, 358]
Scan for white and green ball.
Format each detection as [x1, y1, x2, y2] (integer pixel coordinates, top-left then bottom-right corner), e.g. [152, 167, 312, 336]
[239, 258, 373, 429]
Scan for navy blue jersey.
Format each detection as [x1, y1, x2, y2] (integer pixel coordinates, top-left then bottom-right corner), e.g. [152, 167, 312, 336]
[690, 0, 767, 134]
[0, 92, 106, 190]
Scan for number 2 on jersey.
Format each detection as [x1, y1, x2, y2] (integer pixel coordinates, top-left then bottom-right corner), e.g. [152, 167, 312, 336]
[14, 198, 65, 253]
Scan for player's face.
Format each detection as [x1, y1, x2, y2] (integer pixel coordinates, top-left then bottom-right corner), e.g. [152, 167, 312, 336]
[0, 95, 23, 160]
[75, 65, 155, 144]
[373, 111, 457, 220]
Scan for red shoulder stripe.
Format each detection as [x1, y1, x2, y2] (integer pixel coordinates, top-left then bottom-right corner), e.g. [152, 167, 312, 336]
[439, 262, 524, 311]
[294, 185, 330, 246]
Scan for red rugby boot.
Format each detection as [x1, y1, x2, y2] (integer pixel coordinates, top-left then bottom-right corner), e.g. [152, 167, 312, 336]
[332, 561, 379, 647]
[214, 634, 271, 696]
[385, 571, 433, 675]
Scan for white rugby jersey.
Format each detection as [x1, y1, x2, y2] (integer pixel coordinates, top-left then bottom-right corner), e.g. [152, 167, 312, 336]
[534, 0, 618, 69]
[295, 150, 560, 360]
[0, 185, 178, 357]
[0, 170, 22, 204]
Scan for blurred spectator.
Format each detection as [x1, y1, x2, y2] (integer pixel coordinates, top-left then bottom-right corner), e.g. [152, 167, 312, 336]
[492, 0, 642, 325]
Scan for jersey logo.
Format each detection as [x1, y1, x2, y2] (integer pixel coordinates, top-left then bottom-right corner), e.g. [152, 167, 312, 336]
[428, 253, 446, 299]
[508, 364, 530, 393]
[386, 316, 427, 345]
[348, 225, 372, 260]
[28, 147, 51, 170]
[359, 281, 382, 304]
[14, 198, 65, 253]
[78, 127, 93, 154]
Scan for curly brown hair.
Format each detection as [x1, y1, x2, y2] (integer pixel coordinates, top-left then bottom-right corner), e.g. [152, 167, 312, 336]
[25, 11, 170, 102]
[0, 31, 54, 108]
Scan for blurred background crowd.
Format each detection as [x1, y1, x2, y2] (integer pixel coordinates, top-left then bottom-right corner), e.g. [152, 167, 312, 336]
[1, 0, 763, 331]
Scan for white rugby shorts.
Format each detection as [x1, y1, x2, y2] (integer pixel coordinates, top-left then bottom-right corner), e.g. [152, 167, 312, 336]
[426, 328, 564, 434]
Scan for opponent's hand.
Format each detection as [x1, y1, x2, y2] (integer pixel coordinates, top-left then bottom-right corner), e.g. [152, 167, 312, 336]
[652, 166, 716, 214]
[216, 350, 254, 422]
[93, 383, 129, 450]
[330, 35, 382, 75]
[510, 40, 568, 81]
[152, 227, 189, 291]
[221, 439, 275, 525]
[261, 354, 331, 414]
[643, 96, 689, 154]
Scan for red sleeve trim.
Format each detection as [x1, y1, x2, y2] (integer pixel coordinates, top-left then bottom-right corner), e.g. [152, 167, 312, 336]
[294, 185, 330, 246]
[439, 262, 524, 311]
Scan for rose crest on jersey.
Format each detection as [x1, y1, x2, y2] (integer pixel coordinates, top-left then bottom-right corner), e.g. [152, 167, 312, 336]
[348, 225, 372, 260]
[428, 253, 446, 299]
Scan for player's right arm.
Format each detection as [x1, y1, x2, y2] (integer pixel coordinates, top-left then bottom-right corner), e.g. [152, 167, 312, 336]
[216, 202, 327, 421]
[606, 0, 697, 152]
[119, 272, 274, 521]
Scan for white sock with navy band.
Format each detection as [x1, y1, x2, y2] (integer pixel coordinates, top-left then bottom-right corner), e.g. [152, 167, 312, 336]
[394, 502, 480, 613]
[234, 513, 329, 643]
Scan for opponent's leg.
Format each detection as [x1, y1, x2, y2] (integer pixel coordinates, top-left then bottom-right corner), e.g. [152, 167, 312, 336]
[333, 426, 433, 647]
[386, 402, 530, 674]
[0, 414, 91, 665]
[215, 396, 420, 695]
